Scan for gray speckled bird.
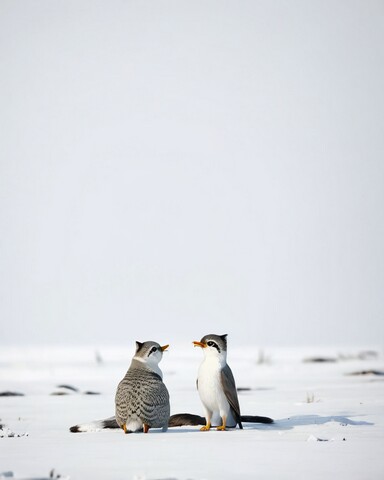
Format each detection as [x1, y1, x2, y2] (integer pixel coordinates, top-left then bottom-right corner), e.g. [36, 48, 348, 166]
[115, 341, 170, 434]
[193, 334, 243, 431]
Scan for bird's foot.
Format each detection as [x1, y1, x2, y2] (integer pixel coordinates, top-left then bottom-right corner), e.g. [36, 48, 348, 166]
[122, 424, 128, 434]
[217, 416, 227, 431]
[200, 424, 211, 431]
[143, 424, 150, 433]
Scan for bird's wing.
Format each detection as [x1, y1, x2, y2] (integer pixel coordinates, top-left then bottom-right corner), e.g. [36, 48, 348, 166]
[221, 364, 242, 425]
[149, 372, 170, 406]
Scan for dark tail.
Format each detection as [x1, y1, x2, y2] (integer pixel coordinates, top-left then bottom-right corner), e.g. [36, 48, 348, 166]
[69, 413, 273, 432]
[241, 415, 274, 424]
[168, 413, 273, 427]
[168, 413, 206, 427]
[69, 414, 205, 432]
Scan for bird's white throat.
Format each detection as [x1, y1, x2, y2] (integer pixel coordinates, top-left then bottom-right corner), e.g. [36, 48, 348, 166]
[201, 348, 227, 365]
[198, 354, 226, 376]
[133, 356, 163, 378]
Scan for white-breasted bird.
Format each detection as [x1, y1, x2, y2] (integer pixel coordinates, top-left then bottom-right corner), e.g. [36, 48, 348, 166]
[193, 333, 243, 431]
[70, 336, 273, 434]
[115, 340, 170, 434]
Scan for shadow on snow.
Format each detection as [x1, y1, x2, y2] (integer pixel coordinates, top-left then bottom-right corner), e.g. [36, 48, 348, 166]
[245, 414, 374, 430]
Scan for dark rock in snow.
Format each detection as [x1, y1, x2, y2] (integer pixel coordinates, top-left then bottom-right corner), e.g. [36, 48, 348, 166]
[51, 385, 100, 395]
[0, 391, 25, 397]
[347, 370, 384, 376]
[0, 427, 28, 438]
[303, 357, 337, 363]
[56, 384, 79, 392]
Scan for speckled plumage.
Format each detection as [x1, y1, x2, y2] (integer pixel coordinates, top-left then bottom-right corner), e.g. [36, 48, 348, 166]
[115, 341, 170, 433]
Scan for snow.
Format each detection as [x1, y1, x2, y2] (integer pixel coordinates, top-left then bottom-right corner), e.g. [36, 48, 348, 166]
[1, 344, 383, 479]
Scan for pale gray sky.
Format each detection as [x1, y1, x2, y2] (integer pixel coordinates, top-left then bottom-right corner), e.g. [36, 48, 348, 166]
[1, 0, 383, 347]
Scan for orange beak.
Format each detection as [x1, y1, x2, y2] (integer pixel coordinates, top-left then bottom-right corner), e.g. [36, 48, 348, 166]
[161, 344, 169, 352]
[193, 341, 207, 348]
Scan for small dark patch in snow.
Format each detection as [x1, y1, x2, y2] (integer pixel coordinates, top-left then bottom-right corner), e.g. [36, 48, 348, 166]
[307, 434, 332, 442]
[95, 350, 103, 364]
[357, 350, 379, 360]
[0, 427, 28, 438]
[49, 468, 64, 478]
[51, 385, 100, 395]
[347, 370, 384, 376]
[237, 386, 274, 393]
[0, 391, 25, 397]
[2, 469, 69, 480]
[57, 384, 79, 392]
[303, 357, 337, 363]
[339, 351, 379, 361]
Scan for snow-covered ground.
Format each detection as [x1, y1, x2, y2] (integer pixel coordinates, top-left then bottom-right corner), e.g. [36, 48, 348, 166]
[1, 344, 383, 479]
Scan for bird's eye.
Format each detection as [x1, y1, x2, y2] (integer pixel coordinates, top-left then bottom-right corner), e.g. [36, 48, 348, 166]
[207, 341, 214, 347]
[150, 347, 158, 354]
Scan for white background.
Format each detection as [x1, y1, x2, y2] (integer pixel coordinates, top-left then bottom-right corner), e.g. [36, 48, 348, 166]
[1, 0, 383, 346]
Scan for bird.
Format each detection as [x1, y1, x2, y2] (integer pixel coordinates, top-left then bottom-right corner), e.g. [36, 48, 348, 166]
[193, 333, 243, 431]
[69, 337, 273, 433]
[115, 340, 170, 434]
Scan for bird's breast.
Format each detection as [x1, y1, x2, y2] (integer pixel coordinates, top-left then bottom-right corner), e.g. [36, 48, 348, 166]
[197, 359, 226, 409]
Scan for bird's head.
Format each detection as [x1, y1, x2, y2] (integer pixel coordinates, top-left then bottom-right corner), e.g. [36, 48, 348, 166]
[193, 334, 228, 360]
[134, 340, 169, 366]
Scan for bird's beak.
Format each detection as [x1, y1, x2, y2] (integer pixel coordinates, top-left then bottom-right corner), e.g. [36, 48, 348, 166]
[193, 341, 207, 348]
[161, 344, 169, 352]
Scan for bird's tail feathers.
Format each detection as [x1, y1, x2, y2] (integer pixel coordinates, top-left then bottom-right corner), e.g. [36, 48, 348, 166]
[241, 415, 274, 424]
[69, 414, 205, 432]
[69, 416, 119, 433]
[69, 413, 273, 432]
[168, 413, 206, 427]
